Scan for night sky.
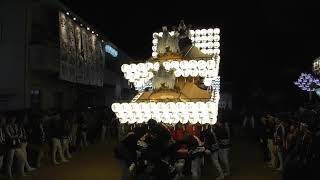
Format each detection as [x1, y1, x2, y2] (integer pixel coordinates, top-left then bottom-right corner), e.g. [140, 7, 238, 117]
[61, 0, 320, 108]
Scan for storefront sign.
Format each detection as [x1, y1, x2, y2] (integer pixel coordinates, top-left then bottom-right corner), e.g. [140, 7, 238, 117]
[105, 44, 118, 57]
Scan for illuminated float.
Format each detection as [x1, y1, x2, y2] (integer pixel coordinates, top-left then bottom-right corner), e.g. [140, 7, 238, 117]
[112, 21, 221, 125]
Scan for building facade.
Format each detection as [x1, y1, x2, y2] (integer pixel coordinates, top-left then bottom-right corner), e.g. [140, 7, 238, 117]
[0, 0, 133, 111]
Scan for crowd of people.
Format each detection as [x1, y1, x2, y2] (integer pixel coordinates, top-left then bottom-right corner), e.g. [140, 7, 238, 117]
[114, 117, 232, 180]
[0, 108, 116, 180]
[243, 106, 320, 180]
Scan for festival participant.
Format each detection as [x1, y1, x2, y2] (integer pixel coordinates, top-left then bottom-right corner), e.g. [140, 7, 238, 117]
[114, 125, 148, 180]
[4, 114, 26, 179]
[28, 115, 50, 168]
[185, 123, 200, 138]
[49, 114, 68, 165]
[202, 126, 224, 180]
[266, 115, 276, 168]
[274, 118, 286, 171]
[171, 123, 187, 178]
[215, 120, 231, 177]
[17, 113, 36, 175]
[61, 113, 72, 159]
[0, 115, 6, 172]
[257, 116, 269, 162]
[77, 112, 88, 150]
[183, 132, 205, 180]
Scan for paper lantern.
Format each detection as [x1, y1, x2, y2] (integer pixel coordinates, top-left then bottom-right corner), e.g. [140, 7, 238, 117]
[213, 42, 220, 48]
[152, 52, 158, 58]
[213, 49, 220, 55]
[191, 69, 199, 77]
[213, 28, 220, 35]
[170, 61, 180, 69]
[189, 30, 195, 35]
[118, 118, 128, 124]
[146, 62, 154, 70]
[130, 64, 137, 72]
[153, 62, 160, 71]
[121, 64, 129, 72]
[174, 69, 182, 77]
[111, 103, 121, 112]
[213, 35, 220, 42]
[198, 60, 207, 70]
[207, 28, 214, 35]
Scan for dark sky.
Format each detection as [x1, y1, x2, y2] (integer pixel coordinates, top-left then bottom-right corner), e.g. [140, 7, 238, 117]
[61, 0, 320, 101]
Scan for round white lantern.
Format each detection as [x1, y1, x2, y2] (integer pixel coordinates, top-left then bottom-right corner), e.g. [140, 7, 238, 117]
[213, 28, 220, 35]
[191, 69, 199, 77]
[118, 118, 128, 124]
[180, 114, 189, 124]
[213, 42, 220, 48]
[177, 102, 186, 112]
[180, 60, 188, 69]
[111, 103, 121, 112]
[153, 62, 160, 71]
[189, 60, 198, 68]
[201, 29, 207, 35]
[207, 70, 217, 78]
[195, 29, 201, 36]
[152, 33, 158, 38]
[207, 42, 214, 48]
[152, 52, 158, 58]
[128, 118, 136, 124]
[198, 60, 207, 70]
[199, 69, 208, 78]
[213, 35, 220, 42]
[163, 61, 171, 71]
[121, 64, 129, 72]
[182, 69, 191, 77]
[152, 39, 158, 45]
[146, 62, 154, 70]
[174, 69, 182, 77]
[207, 49, 214, 54]
[208, 35, 214, 41]
[196, 102, 206, 110]
[204, 78, 212, 86]
[206, 60, 215, 69]
[213, 49, 220, 55]
[167, 102, 176, 111]
[152, 46, 157, 52]
[170, 61, 180, 69]
[130, 64, 137, 72]
[189, 118, 198, 124]
[189, 30, 195, 36]
[147, 72, 154, 79]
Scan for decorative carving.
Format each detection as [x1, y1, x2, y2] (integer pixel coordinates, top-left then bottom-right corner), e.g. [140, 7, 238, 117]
[156, 26, 179, 54]
[155, 20, 194, 57]
[152, 66, 175, 90]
